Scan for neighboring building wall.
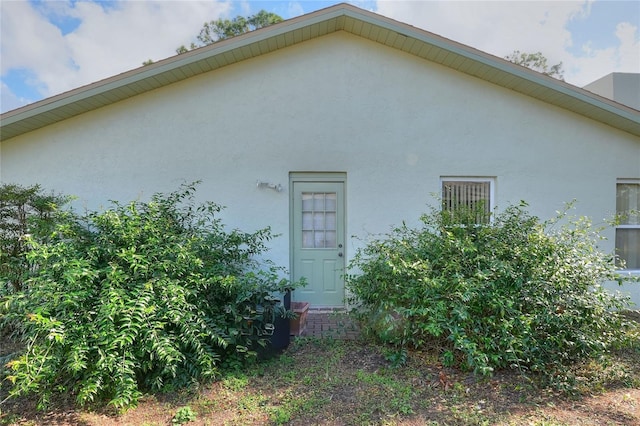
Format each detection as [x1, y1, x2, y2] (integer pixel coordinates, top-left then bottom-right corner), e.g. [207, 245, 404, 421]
[583, 73, 640, 110]
[2, 32, 639, 303]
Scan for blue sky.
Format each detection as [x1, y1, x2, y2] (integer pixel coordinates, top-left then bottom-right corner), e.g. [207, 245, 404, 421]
[1, 0, 639, 113]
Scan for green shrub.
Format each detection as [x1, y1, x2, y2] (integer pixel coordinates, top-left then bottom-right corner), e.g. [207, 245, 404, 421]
[0, 183, 71, 295]
[2, 183, 301, 410]
[346, 202, 634, 381]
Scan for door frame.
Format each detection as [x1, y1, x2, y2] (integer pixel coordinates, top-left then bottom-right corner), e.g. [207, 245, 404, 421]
[289, 172, 347, 307]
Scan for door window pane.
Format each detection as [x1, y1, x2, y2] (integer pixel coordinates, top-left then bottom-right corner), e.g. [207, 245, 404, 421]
[302, 193, 313, 210]
[325, 212, 336, 230]
[313, 212, 325, 229]
[325, 193, 337, 210]
[302, 231, 314, 248]
[301, 192, 337, 248]
[314, 193, 325, 210]
[302, 212, 313, 230]
[325, 231, 337, 248]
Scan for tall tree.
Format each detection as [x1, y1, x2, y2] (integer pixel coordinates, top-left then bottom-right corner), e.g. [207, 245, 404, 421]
[505, 50, 565, 81]
[143, 10, 283, 65]
[176, 10, 283, 54]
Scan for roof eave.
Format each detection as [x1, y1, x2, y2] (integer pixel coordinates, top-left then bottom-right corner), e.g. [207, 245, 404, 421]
[2, 3, 639, 140]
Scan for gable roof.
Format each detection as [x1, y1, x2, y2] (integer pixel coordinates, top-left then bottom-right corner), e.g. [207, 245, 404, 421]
[2, 3, 639, 141]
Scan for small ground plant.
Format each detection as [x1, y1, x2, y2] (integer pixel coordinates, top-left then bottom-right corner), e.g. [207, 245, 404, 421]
[172, 405, 197, 424]
[1, 182, 300, 410]
[346, 202, 634, 384]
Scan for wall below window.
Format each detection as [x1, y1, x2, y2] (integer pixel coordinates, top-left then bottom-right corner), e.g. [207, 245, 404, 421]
[603, 279, 640, 309]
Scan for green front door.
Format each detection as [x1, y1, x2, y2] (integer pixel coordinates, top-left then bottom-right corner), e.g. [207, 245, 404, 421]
[291, 176, 345, 308]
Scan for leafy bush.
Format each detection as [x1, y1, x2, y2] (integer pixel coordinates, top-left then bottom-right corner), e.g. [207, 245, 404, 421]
[0, 183, 70, 295]
[2, 183, 301, 409]
[346, 202, 633, 381]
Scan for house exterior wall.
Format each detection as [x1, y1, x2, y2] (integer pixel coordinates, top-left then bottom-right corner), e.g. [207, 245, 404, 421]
[2, 32, 639, 304]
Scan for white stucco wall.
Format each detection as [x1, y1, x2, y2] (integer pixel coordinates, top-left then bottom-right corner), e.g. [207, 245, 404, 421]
[2, 32, 639, 304]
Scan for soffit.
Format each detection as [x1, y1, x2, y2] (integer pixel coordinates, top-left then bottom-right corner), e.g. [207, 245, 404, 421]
[1, 3, 639, 141]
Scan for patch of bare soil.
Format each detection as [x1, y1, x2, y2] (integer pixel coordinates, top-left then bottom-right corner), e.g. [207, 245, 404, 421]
[523, 389, 639, 426]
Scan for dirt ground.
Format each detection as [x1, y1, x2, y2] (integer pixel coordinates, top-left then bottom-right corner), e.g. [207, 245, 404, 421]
[1, 315, 639, 425]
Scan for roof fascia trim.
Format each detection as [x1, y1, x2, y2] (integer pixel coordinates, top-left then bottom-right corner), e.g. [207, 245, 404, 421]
[344, 6, 639, 123]
[1, 5, 350, 127]
[1, 3, 638, 136]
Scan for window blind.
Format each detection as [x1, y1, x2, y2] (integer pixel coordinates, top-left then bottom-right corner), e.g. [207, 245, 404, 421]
[442, 180, 491, 224]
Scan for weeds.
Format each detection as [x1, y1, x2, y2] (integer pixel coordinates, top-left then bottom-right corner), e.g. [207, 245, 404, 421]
[2, 335, 639, 425]
[172, 406, 196, 425]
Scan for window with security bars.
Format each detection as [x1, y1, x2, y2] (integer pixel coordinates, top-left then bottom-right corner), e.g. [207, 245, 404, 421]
[302, 192, 337, 248]
[616, 181, 640, 270]
[442, 179, 493, 224]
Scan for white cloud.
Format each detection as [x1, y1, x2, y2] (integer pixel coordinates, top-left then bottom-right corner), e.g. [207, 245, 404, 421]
[2, 0, 639, 113]
[0, 1, 70, 83]
[0, 81, 31, 113]
[376, 1, 584, 68]
[566, 20, 639, 86]
[287, 2, 306, 17]
[1, 0, 231, 104]
[374, 0, 638, 87]
[614, 22, 640, 71]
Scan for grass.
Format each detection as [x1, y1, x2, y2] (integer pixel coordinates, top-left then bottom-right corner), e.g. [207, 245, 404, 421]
[1, 313, 639, 425]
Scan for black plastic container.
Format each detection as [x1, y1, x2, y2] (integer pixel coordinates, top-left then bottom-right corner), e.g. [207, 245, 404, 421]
[269, 290, 291, 351]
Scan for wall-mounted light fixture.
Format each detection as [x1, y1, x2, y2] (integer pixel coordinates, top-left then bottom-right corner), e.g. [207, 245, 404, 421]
[257, 180, 283, 192]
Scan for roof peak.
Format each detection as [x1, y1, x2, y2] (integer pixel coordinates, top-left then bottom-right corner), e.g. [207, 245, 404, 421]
[2, 2, 638, 140]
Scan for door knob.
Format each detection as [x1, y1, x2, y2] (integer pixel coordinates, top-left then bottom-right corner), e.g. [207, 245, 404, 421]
[338, 252, 343, 257]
